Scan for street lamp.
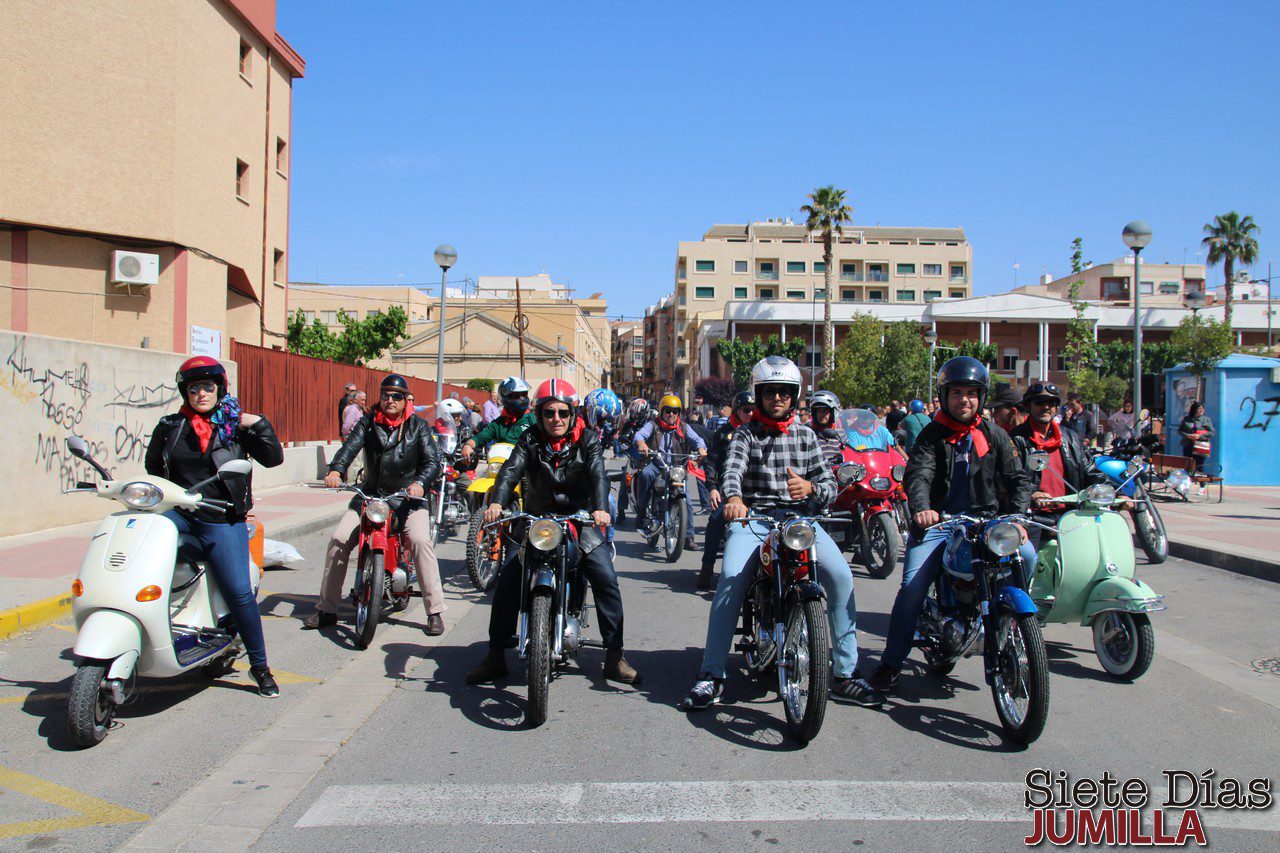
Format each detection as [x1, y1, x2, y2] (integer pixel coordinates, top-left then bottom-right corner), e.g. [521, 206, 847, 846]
[433, 244, 457, 402]
[1122, 221, 1152, 423]
[1184, 288, 1206, 317]
[924, 327, 938, 403]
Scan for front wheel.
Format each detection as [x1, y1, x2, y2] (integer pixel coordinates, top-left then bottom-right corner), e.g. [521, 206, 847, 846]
[467, 508, 502, 591]
[779, 598, 830, 743]
[1093, 612, 1155, 680]
[67, 663, 113, 748]
[990, 612, 1050, 745]
[526, 592, 553, 727]
[1131, 493, 1168, 564]
[354, 550, 384, 650]
[663, 497, 687, 563]
[864, 512, 901, 579]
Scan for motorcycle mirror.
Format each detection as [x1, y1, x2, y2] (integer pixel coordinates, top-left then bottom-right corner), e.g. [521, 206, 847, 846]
[67, 436, 90, 458]
[1026, 451, 1050, 472]
[216, 459, 253, 480]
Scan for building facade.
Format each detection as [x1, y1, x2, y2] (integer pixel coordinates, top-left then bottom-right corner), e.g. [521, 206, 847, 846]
[1, 0, 305, 358]
[1022, 257, 1207, 308]
[609, 320, 644, 399]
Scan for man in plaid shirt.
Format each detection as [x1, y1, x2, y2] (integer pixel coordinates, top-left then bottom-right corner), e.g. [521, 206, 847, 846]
[681, 356, 885, 712]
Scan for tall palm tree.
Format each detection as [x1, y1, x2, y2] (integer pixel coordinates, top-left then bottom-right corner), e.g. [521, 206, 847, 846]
[1202, 211, 1260, 330]
[801, 186, 854, 382]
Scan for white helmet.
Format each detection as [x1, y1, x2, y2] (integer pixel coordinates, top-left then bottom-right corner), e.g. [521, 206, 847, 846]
[440, 398, 465, 417]
[750, 356, 803, 407]
[809, 389, 841, 411]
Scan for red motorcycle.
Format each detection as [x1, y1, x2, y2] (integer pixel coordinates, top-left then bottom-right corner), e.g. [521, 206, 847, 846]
[831, 409, 908, 579]
[328, 484, 418, 648]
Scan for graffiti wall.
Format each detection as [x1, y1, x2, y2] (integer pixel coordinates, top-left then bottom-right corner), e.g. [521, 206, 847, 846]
[0, 331, 238, 536]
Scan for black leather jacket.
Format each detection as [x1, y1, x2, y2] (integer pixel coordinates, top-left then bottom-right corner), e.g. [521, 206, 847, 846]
[145, 414, 284, 522]
[328, 412, 442, 510]
[904, 419, 1034, 523]
[1010, 421, 1105, 494]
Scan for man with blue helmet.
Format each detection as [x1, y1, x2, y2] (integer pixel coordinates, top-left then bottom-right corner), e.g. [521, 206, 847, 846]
[900, 398, 931, 452]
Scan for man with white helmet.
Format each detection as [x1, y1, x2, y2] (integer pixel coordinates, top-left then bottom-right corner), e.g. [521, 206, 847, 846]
[460, 377, 535, 460]
[681, 356, 884, 711]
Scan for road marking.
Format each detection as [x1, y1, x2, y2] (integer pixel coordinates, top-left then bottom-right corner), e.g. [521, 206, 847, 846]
[1156, 630, 1280, 712]
[295, 780, 1280, 831]
[0, 764, 149, 840]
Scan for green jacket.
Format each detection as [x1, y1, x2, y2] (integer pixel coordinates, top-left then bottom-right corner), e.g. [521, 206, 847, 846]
[469, 411, 535, 451]
[901, 412, 931, 451]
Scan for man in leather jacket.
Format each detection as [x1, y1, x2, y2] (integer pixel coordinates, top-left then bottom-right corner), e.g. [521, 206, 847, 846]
[1011, 382, 1105, 509]
[696, 391, 754, 590]
[466, 379, 641, 686]
[306, 374, 447, 636]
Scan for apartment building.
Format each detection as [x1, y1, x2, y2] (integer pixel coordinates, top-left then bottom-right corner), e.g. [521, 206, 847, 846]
[642, 296, 677, 399]
[668, 220, 973, 396]
[610, 320, 645, 399]
[1, 0, 304, 357]
[1021, 258, 1207, 308]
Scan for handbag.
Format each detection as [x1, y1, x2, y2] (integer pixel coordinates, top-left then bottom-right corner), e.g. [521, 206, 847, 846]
[1192, 429, 1211, 457]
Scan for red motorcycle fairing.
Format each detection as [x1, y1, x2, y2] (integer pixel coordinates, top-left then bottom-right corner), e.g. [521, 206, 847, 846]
[358, 520, 399, 569]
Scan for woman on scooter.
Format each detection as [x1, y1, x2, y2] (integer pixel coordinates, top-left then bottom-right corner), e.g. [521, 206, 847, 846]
[144, 356, 284, 697]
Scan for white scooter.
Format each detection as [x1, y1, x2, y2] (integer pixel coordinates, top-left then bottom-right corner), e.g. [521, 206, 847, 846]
[62, 436, 259, 747]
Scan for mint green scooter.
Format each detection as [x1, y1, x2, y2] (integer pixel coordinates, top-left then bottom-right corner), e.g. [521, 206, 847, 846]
[1023, 452, 1166, 681]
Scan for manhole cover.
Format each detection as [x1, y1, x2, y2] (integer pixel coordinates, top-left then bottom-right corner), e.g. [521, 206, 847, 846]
[1250, 657, 1280, 675]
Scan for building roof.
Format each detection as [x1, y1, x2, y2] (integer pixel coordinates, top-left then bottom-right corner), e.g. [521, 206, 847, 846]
[702, 224, 966, 242]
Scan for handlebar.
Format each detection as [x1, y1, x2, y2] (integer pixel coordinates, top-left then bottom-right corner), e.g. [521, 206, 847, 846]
[315, 484, 421, 503]
[483, 509, 593, 530]
[728, 510, 853, 526]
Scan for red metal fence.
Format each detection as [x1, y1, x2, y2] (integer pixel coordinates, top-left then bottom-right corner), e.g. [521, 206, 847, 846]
[231, 341, 485, 445]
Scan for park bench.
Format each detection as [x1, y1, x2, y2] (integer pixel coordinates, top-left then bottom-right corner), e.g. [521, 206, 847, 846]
[1149, 453, 1225, 503]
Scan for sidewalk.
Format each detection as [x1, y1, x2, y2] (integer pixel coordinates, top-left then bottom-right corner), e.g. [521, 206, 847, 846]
[1156, 486, 1280, 582]
[0, 483, 349, 639]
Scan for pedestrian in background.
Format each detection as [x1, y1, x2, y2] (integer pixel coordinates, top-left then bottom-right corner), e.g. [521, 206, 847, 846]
[482, 388, 502, 424]
[336, 382, 357, 435]
[1106, 399, 1137, 447]
[886, 399, 907, 433]
[1062, 392, 1097, 446]
[1179, 401, 1215, 477]
[340, 390, 367, 441]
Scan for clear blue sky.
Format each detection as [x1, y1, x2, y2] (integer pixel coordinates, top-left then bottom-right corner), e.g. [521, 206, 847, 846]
[280, 1, 1280, 319]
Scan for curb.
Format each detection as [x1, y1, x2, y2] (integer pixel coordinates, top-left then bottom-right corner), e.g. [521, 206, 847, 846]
[1167, 539, 1278, 585]
[0, 504, 348, 642]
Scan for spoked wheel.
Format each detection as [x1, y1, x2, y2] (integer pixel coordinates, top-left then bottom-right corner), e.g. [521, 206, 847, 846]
[643, 496, 662, 546]
[1131, 489, 1168, 564]
[526, 592, 553, 727]
[354, 550, 384, 650]
[778, 598, 830, 743]
[990, 613, 1049, 744]
[1093, 611, 1155, 680]
[663, 499, 686, 563]
[68, 663, 114, 748]
[467, 508, 502, 590]
[864, 512, 901, 579]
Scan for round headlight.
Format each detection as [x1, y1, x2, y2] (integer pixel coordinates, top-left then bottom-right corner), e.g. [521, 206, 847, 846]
[891, 464, 905, 483]
[851, 463, 866, 483]
[983, 521, 1022, 557]
[528, 519, 564, 552]
[363, 499, 390, 525]
[1083, 484, 1117, 506]
[120, 481, 162, 509]
[870, 477, 891, 492]
[836, 463, 856, 485]
[781, 520, 816, 552]
[668, 466, 686, 482]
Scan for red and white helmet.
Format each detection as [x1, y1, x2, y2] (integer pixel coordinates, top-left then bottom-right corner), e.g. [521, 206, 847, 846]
[534, 378, 578, 422]
[175, 355, 228, 399]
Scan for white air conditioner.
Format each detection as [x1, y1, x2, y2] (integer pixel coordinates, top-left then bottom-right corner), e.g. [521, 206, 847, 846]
[111, 250, 160, 286]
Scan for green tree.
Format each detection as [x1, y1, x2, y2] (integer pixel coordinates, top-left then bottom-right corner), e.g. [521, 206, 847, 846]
[826, 315, 886, 405]
[1170, 314, 1233, 381]
[286, 306, 410, 366]
[801, 185, 854, 380]
[467, 378, 495, 392]
[1063, 236, 1099, 390]
[879, 321, 931, 401]
[1202, 211, 1260, 330]
[714, 334, 806, 390]
[932, 340, 997, 375]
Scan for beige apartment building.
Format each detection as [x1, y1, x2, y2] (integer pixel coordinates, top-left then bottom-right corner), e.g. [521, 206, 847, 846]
[0, 0, 304, 357]
[1020, 257, 1207, 307]
[609, 320, 644, 399]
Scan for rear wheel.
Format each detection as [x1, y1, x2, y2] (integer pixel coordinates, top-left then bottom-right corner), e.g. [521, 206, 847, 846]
[467, 508, 502, 590]
[664, 498, 686, 563]
[67, 663, 113, 748]
[354, 550, 384, 650]
[1093, 612, 1155, 680]
[1132, 491, 1168, 564]
[779, 598, 830, 743]
[864, 512, 901, 579]
[990, 613, 1050, 744]
[526, 592, 553, 727]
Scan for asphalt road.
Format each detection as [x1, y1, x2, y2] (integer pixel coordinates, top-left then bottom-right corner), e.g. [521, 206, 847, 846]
[1, 494, 1278, 850]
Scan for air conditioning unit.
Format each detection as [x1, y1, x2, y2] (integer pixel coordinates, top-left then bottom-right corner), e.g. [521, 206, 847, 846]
[111, 250, 160, 286]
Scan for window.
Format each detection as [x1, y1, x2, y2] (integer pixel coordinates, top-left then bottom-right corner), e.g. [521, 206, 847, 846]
[949, 289, 966, 299]
[950, 264, 965, 279]
[239, 39, 252, 78]
[787, 289, 806, 300]
[841, 288, 858, 301]
[694, 286, 715, 299]
[813, 262, 826, 273]
[695, 260, 715, 273]
[896, 289, 916, 301]
[923, 264, 942, 276]
[1138, 280, 1154, 295]
[1002, 349, 1019, 371]
[1056, 350, 1069, 371]
[920, 241, 935, 246]
[759, 287, 776, 300]
[758, 261, 777, 279]
[840, 262, 858, 279]
[814, 288, 826, 299]
[321, 310, 338, 325]
[733, 286, 748, 299]
[786, 261, 806, 274]
[734, 260, 748, 273]
[677, 259, 687, 279]
[867, 290, 885, 302]
[1159, 281, 1180, 294]
[924, 290, 942, 302]
[273, 249, 284, 284]
[889, 240, 909, 245]
[867, 264, 887, 282]
[803, 346, 822, 369]
[235, 159, 249, 198]
[275, 138, 287, 174]
[896, 263, 916, 276]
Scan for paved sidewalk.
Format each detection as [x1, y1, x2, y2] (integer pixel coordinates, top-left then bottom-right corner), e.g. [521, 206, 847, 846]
[0, 483, 349, 639]
[1156, 486, 1280, 581]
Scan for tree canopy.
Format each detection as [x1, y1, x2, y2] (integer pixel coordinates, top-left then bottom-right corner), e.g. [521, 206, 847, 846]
[286, 306, 410, 366]
[714, 334, 806, 390]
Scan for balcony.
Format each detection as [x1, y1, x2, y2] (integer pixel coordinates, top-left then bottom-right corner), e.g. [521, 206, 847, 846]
[756, 271, 779, 281]
[839, 272, 865, 282]
[949, 274, 968, 283]
[865, 271, 888, 282]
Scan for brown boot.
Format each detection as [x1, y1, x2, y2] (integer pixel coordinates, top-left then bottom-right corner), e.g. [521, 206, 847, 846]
[603, 650, 641, 685]
[465, 651, 508, 685]
[302, 610, 337, 630]
[425, 613, 445, 636]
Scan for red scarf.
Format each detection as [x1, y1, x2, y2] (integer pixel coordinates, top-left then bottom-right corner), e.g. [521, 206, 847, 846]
[181, 404, 214, 453]
[373, 406, 408, 430]
[729, 412, 746, 428]
[933, 410, 989, 458]
[543, 418, 585, 454]
[656, 415, 682, 433]
[1025, 420, 1063, 452]
[752, 409, 796, 435]
[499, 409, 519, 426]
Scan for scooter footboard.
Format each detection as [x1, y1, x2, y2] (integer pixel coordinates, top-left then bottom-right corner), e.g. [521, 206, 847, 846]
[1082, 577, 1165, 624]
[73, 610, 143, 663]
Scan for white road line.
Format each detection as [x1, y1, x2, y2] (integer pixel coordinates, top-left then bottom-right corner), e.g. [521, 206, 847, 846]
[295, 780, 1280, 832]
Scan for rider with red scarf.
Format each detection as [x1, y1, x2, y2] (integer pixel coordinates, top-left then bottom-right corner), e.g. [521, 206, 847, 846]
[632, 394, 707, 550]
[1010, 382, 1103, 509]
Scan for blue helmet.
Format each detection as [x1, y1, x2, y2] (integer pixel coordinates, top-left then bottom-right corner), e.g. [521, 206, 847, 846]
[909, 399, 925, 413]
[585, 388, 622, 426]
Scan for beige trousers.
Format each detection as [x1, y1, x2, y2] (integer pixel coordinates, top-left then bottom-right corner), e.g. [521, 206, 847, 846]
[319, 508, 445, 616]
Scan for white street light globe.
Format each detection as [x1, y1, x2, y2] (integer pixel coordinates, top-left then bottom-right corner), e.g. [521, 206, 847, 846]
[1121, 221, 1152, 251]
[923, 328, 938, 345]
[434, 244, 457, 270]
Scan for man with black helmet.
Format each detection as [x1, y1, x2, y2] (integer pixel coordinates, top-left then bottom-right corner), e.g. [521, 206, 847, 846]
[308, 374, 447, 636]
[696, 390, 755, 591]
[1011, 382, 1104, 509]
[870, 356, 1035, 692]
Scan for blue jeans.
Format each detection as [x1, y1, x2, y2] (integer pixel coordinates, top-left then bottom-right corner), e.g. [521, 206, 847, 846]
[699, 521, 860, 680]
[636, 463, 696, 538]
[165, 510, 267, 668]
[606, 493, 617, 544]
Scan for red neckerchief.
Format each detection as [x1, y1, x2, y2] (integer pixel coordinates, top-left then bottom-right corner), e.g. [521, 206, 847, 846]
[1026, 419, 1063, 452]
[752, 408, 796, 435]
[181, 404, 214, 453]
[542, 418, 585, 455]
[933, 410, 989, 458]
[729, 412, 746, 428]
[656, 416, 682, 433]
[499, 409, 519, 426]
[373, 406, 407, 430]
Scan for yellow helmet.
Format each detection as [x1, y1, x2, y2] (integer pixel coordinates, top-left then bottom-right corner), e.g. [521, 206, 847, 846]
[659, 394, 682, 411]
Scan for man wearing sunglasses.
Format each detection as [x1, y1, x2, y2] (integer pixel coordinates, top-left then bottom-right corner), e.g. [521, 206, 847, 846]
[1011, 382, 1104, 513]
[632, 394, 707, 550]
[309, 374, 447, 636]
[468, 378, 640, 686]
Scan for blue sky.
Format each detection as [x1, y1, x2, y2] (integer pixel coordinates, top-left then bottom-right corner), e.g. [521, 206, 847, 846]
[280, 1, 1280, 319]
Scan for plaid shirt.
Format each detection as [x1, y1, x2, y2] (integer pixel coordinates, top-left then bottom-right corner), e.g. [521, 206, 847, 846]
[721, 420, 836, 509]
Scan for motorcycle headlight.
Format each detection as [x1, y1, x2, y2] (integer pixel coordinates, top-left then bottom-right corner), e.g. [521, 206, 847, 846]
[870, 477, 891, 491]
[528, 519, 563, 552]
[667, 467, 686, 483]
[835, 462, 866, 485]
[120, 481, 162, 509]
[1083, 484, 1117, 507]
[891, 464, 905, 483]
[983, 521, 1022, 557]
[363, 499, 390, 525]
[781, 520, 816, 552]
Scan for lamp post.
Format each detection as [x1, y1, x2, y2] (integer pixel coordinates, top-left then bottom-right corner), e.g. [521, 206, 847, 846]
[924, 327, 938, 403]
[433, 244, 457, 401]
[1122, 221, 1152, 423]
[1184, 287, 1206, 318]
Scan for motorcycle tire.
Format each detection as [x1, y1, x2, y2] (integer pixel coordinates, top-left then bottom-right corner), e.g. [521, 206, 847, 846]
[990, 612, 1050, 745]
[865, 512, 901, 579]
[526, 591, 553, 728]
[1132, 490, 1168, 564]
[68, 663, 113, 748]
[664, 500, 686, 563]
[779, 598, 830, 744]
[466, 508, 502, 591]
[1092, 611, 1155, 681]
[354, 550, 384, 650]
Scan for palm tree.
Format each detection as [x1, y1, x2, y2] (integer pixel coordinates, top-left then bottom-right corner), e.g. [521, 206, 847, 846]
[801, 186, 854, 382]
[1202, 211, 1260, 330]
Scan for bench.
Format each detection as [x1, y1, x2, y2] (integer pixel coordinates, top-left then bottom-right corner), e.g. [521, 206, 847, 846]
[1149, 453, 1225, 503]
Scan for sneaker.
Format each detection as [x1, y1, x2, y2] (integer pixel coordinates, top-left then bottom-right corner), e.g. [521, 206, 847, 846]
[249, 665, 280, 698]
[679, 676, 724, 711]
[465, 651, 509, 685]
[868, 663, 900, 693]
[831, 675, 885, 708]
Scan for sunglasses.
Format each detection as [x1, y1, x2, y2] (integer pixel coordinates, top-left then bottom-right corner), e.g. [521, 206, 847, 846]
[760, 386, 794, 399]
[542, 408, 572, 419]
[381, 392, 406, 401]
[187, 381, 218, 394]
[661, 408, 680, 415]
[1029, 397, 1058, 406]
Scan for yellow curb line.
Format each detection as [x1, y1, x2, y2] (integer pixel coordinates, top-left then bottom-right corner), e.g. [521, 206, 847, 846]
[0, 593, 73, 641]
[0, 764, 149, 840]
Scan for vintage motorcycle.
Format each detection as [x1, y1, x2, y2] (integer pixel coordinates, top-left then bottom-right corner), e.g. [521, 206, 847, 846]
[1094, 434, 1169, 564]
[637, 451, 697, 563]
[464, 441, 518, 590]
[430, 406, 467, 544]
[830, 409, 909, 578]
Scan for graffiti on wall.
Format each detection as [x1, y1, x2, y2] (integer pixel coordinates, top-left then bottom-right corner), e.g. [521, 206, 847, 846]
[1240, 396, 1280, 432]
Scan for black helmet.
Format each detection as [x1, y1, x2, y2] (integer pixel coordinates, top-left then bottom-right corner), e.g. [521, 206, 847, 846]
[1020, 381, 1062, 405]
[380, 374, 410, 393]
[732, 391, 755, 410]
[936, 356, 989, 407]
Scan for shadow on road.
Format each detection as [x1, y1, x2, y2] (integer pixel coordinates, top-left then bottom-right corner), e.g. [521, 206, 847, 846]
[416, 639, 528, 731]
